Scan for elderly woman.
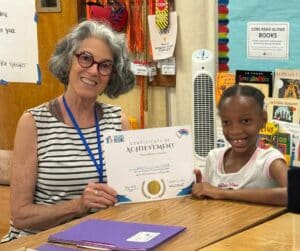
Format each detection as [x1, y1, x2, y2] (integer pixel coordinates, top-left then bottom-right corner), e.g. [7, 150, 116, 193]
[1, 20, 135, 242]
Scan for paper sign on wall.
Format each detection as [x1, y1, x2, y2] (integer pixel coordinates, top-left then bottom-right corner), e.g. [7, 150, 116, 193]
[148, 12, 177, 60]
[0, 0, 40, 84]
[247, 22, 289, 60]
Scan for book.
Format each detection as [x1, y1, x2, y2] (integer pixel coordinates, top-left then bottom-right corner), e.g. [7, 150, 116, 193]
[276, 121, 300, 167]
[257, 122, 279, 149]
[215, 72, 235, 104]
[266, 97, 300, 124]
[235, 70, 273, 97]
[277, 132, 291, 155]
[37, 243, 78, 251]
[277, 132, 292, 165]
[273, 69, 300, 99]
[48, 219, 186, 251]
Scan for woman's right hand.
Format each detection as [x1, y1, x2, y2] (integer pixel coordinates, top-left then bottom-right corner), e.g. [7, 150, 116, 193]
[79, 182, 118, 213]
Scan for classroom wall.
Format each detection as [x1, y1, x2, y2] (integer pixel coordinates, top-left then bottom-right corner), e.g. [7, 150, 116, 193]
[0, 0, 77, 149]
[0, 0, 216, 149]
[170, 0, 217, 126]
[97, 0, 217, 128]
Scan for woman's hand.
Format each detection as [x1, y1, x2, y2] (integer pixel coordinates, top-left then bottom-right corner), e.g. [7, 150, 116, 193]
[79, 182, 118, 213]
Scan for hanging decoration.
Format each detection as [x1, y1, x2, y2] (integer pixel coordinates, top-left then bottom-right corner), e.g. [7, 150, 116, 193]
[131, 0, 144, 53]
[218, 0, 229, 72]
[154, 0, 169, 32]
[132, 0, 147, 128]
[124, 0, 133, 51]
[86, 0, 128, 32]
[148, 11, 177, 61]
[127, 0, 174, 128]
[147, 0, 155, 58]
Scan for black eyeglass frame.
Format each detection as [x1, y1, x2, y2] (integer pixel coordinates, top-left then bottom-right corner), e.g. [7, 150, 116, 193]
[75, 51, 114, 76]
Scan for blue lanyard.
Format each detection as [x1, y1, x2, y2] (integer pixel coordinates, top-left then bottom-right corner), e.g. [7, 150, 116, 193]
[62, 96, 103, 183]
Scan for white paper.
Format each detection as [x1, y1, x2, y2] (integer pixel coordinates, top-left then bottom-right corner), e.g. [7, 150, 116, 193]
[148, 12, 177, 60]
[247, 22, 289, 60]
[127, 232, 160, 242]
[0, 0, 39, 84]
[103, 125, 194, 203]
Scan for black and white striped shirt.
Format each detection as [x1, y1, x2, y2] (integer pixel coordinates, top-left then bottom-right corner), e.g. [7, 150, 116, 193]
[1, 102, 122, 242]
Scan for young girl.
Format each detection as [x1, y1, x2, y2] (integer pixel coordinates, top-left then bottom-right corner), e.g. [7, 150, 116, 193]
[192, 84, 288, 206]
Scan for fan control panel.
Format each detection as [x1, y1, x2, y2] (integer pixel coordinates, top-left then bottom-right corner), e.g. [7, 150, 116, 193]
[192, 49, 213, 61]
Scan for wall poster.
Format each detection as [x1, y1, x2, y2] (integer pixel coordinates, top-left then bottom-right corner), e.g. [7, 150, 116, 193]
[218, 0, 300, 72]
[0, 0, 40, 84]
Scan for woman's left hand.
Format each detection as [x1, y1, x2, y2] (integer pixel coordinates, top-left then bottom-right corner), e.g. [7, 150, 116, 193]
[80, 182, 118, 211]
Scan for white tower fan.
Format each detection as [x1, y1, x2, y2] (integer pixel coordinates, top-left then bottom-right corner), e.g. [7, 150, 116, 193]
[192, 49, 216, 170]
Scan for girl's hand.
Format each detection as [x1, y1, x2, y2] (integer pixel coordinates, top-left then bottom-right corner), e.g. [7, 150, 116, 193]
[192, 169, 222, 199]
[192, 169, 205, 199]
[194, 168, 202, 183]
[79, 182, 118, 213]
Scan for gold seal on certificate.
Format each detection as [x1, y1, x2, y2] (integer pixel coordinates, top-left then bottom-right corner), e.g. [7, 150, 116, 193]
[103, 125, 194, 203]
[147, 180, 161, 195]
[142, 179, 166, 200]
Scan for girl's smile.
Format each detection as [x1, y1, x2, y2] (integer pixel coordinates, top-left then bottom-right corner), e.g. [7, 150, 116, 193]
[219, 95, 267, 157]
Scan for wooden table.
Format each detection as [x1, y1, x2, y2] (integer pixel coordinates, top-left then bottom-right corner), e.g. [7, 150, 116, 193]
[1, 196, 286, 251]
[201, 212, 300, 251]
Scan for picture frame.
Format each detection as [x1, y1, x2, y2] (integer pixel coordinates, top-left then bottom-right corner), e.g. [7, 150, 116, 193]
[36, 0, 61, 13]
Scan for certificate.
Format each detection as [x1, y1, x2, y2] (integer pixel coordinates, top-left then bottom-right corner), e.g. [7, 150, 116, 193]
[103, 125, 194, 203]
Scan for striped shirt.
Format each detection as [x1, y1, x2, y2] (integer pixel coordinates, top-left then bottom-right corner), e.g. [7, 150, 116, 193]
[1, 102, 122, 242]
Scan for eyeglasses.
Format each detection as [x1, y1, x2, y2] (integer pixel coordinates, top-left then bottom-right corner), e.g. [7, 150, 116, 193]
[75, 52, 114, 76]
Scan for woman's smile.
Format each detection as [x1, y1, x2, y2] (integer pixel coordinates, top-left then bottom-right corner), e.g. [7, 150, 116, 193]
[80, 76, 98, 87]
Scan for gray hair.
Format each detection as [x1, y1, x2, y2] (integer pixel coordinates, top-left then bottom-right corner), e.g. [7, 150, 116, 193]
[48, 20, 135, 98]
